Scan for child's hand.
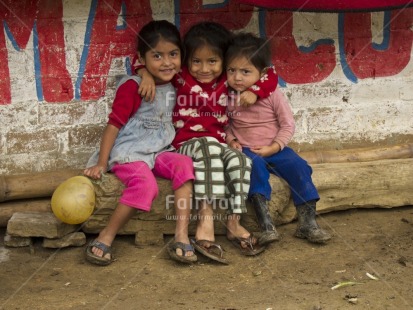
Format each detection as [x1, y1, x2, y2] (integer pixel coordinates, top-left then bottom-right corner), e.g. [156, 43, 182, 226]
[239, 91, 258, 107]
[138, 69, 156, 102]
[229, 139, 242, 151]
[84, 165, 106, 180]
[250, 142, 281, 157]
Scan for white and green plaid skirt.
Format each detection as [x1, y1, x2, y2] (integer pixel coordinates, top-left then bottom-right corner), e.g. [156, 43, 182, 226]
[177, 137, 251, 214]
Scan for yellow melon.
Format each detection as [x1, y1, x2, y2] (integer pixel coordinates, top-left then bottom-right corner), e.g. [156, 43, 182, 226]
[51, 176, 95, 224]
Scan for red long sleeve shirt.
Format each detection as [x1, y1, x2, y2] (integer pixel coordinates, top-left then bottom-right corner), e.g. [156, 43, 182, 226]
[107, 80, 142, 129]
[131, 57, 278, 148]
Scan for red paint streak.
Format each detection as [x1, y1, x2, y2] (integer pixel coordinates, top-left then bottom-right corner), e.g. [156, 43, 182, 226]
[37, 0, 73, 102]
[239, 0, 413, 12]
[0, 26, 11, 104]
[343, 8, 413, 79]
[0, 0, 37, 105]
[79, 0, 152, 100]
[0, 2, 412, 104]
[265, 11, 336, 84]
[178, 0, 253, 35]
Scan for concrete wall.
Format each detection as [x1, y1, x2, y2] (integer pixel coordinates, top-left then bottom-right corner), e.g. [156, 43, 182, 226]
[0, 0, 412, 175]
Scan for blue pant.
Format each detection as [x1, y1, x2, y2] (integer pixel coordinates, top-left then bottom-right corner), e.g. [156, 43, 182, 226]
[243, 147, 319, 206]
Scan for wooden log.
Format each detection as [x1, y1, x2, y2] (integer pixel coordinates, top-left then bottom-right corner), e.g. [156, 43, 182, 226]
[0, 144, 411, 203]
[0, 169, 82, 202]
[82, 158, 413, 235]
[0, 199, 51, 227]
[2, 158, 412, 232]
[272, 158, 413, 224]
[299, 143, 413, 164]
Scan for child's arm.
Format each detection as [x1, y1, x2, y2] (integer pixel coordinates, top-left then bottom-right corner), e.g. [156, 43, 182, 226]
[228, 138, 242, 151]
[83, 124, 119, 179]
[137, 68, 156, 102]
[239, 67, 278, 106]
[133, 60, 156, 102]
[272, 89, 295, 151]
[224, 112, 242, 151]
[84, 80, 142, 179]
[250, 89, 294, 157]
[250, 141, 281, 157]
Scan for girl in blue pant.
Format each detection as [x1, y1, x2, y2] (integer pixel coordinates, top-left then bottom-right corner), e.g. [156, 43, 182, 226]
[225, 32, 331, 245]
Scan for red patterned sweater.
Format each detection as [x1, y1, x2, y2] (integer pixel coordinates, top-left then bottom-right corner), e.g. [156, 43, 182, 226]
[171, 67, 278, 148]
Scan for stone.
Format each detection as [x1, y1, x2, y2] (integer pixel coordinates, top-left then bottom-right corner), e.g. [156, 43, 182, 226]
[7, 212, 79, 238]
[43, 232, 86, 248]
[4, 233, 32, 247]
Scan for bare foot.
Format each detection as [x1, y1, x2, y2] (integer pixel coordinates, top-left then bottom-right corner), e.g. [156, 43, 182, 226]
[174, 234, 194, 257]
[91, 230, 114, 260]
[194, 202, 215, 242]
[226, 214, 258, 248]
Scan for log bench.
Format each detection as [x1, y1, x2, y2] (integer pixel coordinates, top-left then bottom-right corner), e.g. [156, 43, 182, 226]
[81, 157, 413, 244]
[1, 144, 413, 246]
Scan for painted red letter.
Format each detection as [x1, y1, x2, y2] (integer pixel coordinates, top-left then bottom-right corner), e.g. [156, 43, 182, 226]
[79, 0, 152, 100]
[342, 9, 413, 79]
[178, 0, 254, 34]
[265, 11, 336, 84]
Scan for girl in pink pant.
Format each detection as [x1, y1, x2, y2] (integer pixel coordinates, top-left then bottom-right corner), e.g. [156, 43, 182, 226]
[83, 20, 196, 265]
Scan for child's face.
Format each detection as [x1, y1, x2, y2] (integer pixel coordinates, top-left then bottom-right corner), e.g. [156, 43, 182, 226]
[226, 56, 263, 92]
[140, 39, 181, 83]
[188, 45, 223, 83]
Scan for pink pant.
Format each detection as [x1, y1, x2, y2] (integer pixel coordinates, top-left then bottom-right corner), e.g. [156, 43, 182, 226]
[111, 152, 194, 211]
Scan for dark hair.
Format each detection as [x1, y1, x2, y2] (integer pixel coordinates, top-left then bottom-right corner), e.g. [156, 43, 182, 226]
[183, 22, 232, 66]
[137, 20, 182, 58]
[226, 32, 271, 72]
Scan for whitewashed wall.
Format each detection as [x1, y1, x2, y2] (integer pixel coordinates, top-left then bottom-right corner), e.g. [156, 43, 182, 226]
[0, 0, 412, 174]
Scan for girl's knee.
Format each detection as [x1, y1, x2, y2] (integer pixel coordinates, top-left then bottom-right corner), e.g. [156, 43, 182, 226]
[120, 174, 159, 210]
[131, 174, 159, 196]
[165, 155, 194, 190]
[180, 155, 195, 170]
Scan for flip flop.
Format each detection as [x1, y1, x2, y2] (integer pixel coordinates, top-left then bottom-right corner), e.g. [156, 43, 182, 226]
[190, 239, 229, 265]
[85, 239, 113, 266]
[228, 235, 266, 256]
[167, 241, 197, 264]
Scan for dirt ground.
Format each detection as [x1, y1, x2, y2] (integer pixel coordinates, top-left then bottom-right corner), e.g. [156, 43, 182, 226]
[0, 206, 412, 310]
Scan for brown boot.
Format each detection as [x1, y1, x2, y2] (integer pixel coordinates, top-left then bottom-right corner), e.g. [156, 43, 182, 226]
[250, 194, 280, 245]
[294, 201, 331, 243]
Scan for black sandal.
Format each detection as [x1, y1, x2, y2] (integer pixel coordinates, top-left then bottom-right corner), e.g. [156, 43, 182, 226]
[191, 239, 229, 264]
[167, 241, 197, 264]
[228, 235, 266, 256]
[85, 240, 113, 266]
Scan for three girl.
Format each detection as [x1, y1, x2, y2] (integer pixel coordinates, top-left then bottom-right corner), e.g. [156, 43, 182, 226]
[84, 20, 197, 265]
[136, 22, 278, 261]
[225, 32, 331, 244]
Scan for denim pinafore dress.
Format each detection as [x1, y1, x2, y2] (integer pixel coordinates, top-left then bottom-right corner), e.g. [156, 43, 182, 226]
[86, 75, 176, 170]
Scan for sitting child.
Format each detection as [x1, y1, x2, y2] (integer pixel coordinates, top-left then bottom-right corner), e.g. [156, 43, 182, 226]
[225, 32, 332, 244]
